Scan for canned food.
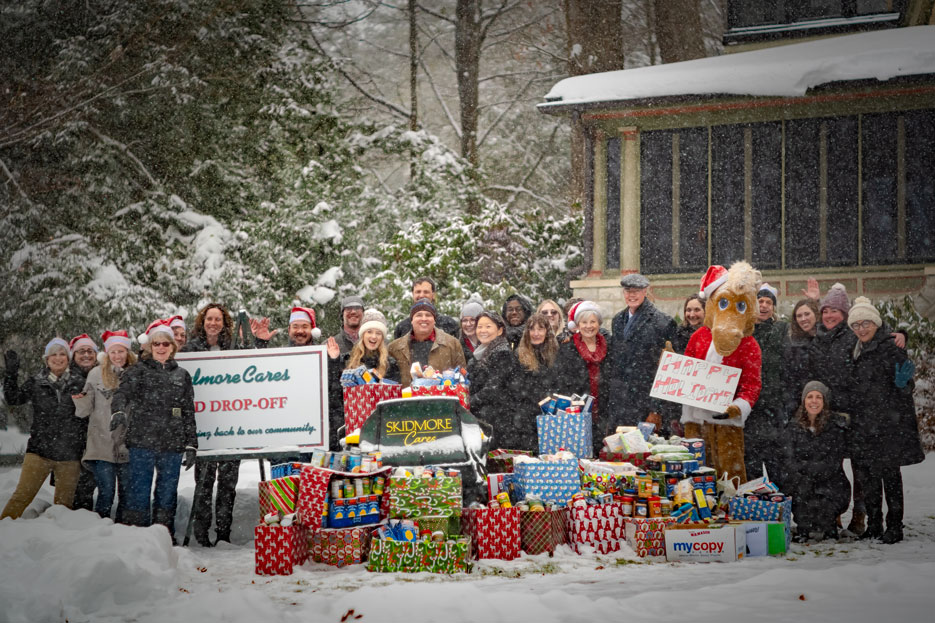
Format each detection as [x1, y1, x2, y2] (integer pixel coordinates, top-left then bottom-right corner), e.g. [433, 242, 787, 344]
[634, 499, 648, 518]
[373, 476, 385, 495]
[360, 477, 371, 496]
[354, 477, 364, 497]
[620, 496, 634, 516]
[361, 456, 373, 472]
[331, 479, 342, 499]
[342, 480, 355, 499]
[495, 491, 512, 508]
[488, 499, 501, 508]
[527, 498, 545, 512]
[648, 496, 661, 518]
[431, 530, 445, 542]
[347, 452, 362, 473]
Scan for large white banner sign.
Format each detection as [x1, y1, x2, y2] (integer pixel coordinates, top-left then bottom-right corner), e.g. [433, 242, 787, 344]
[175, 346, 328, 453]
[649, 350, 741, 411]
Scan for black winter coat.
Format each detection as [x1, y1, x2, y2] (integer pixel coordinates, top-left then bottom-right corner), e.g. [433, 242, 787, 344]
[745, 319, 789, 444]
[784, 412, 852, 532]
[180, 333, 232, 353]
[806, 323, 857, 412]
[553, 338, 611, 452]
[467, 337, 516, 449]
[112, 358, 197, 453]
[606, 301, 676, 428]
[848, 331, 924, 468]
[460, 336, 477, 366]
[673, 323, 700, 354]
[4, 367, 88, 461]
[509, 348, 559, 452]
[782, 332, 814, 415]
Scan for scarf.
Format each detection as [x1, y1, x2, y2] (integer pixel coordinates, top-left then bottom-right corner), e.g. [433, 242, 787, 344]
[473, 336, 507, 363]
[573, 332, 607, 412]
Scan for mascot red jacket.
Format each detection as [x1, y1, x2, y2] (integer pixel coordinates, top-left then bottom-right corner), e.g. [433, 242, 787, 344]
[681, 262, 762, 483]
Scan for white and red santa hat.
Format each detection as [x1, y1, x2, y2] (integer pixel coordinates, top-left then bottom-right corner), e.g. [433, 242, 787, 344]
[101, 330, 132, 352]
[567, 300, 601, 331]
[699, 265, 728, 300]
[137, 319, 175, 345]
[168, 315, 186, 330]
[289, 306, 322, 340]
[68, 334, 99, 356]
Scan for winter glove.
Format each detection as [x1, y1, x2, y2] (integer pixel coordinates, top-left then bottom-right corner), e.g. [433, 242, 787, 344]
[894, 360, 915, 388]
[110, 411, 127, 431]
[182, 446, 197, 471]
[712, 404, 742, 420]
[4, 350, 19, 376]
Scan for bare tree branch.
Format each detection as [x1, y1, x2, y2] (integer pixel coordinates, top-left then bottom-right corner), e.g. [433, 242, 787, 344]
[416, 2, 455, 24]
[86, 125, 161, 189]
[419, 57, 461, 138]
[479, 0, 521, 43]
[477, 75, 536, 148]
[0, 157, 29, 202]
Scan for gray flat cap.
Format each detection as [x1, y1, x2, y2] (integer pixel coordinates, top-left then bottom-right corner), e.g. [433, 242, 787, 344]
[620, 273, 650, 289]
[341, 295, 364, 309]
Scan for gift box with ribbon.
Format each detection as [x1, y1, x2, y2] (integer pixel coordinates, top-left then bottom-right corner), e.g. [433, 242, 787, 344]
[258, 475, 300, 518]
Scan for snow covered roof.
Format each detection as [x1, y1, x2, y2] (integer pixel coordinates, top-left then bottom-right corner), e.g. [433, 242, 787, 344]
[540, 26, 935, 110]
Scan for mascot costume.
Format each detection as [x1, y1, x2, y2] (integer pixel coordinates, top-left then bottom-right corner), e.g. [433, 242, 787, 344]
[681, 262, 762, 483]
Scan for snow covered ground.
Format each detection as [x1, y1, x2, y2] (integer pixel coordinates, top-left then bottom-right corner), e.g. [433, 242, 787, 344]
[1, 453, 933, 623]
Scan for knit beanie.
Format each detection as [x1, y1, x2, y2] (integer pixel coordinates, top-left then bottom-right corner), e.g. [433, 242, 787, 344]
[358, 308, 388, 338]
[757, 283, 778, 305]
[44, 338, 69, 359]
[847, 296, 881, 329]
[410, 298, 437, 320]
[801, 380, 830, 405]
[819, 283, 851, 316]
[460, 301, 484, 319]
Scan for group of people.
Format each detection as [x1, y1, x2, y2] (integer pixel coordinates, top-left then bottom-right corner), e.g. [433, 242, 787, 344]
[1, 273, 924, 547]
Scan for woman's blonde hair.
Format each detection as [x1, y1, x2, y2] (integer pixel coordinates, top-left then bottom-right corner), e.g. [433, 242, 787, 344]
[517, 313, 558, 372]
[101, 349, 138, 389]
[346, 331, 390, 378]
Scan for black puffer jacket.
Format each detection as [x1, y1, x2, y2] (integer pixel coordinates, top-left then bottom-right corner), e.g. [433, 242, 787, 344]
[4, 367, 88, 461]
[745, 319, 789, 442]
[553, 337, 611, 453]
[848, 330, 924, 468]
[784, 412, 852, 532]
[467, 337, 516, 448]
[111, 358, 197, 453]
[673, 323, 700, 354]
[783, 332, 814, 415]
[509, 348, 559, 452]
[180, 332, 232, 353]
[607, 301, 677, 427]
[805, 323, 856, 412]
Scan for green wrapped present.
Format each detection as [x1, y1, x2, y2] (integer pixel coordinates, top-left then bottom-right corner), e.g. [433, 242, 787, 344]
[388, 475, 462, 519]
[367, 537, 471, 573]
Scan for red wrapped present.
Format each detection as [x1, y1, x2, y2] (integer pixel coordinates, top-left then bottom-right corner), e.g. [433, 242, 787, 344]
[297, 464, 393, 529]
[308, 526, 374, 567]
[623, 516, 677, 557]
[343, 384, 402, 433]
[255, 524, 309, 575]
[520, 508, 568, 555]
[567, 502, 628, 555]
[598, 450, 651, 467]
[487, 449, 534, 474]
[258, 476, 300, 518]
[410, 384, 469, 410]
[461, 507, 521, 560]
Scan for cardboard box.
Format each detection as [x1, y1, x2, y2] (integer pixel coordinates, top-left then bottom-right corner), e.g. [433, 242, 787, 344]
[664, 524, 746, 563]
[740, 521, 788, 557]
[729, 497, 792, 548]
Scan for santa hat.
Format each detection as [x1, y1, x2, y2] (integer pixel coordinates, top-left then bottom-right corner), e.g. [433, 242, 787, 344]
[567, 300, 601, 331]
[137, 319, 175, 345]
[699, 265, 728, 299]
[101, 330, 132, 352]
[44, 338, 70, 359]
[69, 334, 98, 356]
[289, 306, 322, 340]
[358, 308, 388, 338]
[168, 315, 186, 329]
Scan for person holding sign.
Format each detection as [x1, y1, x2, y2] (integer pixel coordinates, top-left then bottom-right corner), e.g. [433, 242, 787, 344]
[181, 303, 239, 547]
[679, 263, 762, 483]
[112, 319, 197, 543]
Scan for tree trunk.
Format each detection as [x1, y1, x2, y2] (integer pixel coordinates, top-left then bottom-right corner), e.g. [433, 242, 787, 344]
[563, 0, 623, 214]
[654, 0, 707, 63]
[409, 0, 419, 180]
[455, 0, 480, 169]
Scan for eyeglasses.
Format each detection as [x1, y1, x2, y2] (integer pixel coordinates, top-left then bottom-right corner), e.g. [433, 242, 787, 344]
[505, 305, 524, 313]
[73, 348, 96, 356]
[850, 320, 875, 331]
[542, 310, 560, 316]
[151, 341, 173, 347]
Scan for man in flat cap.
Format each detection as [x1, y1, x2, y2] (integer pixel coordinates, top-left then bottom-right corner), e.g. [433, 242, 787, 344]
[330, 295, 365, 356]
[607, 273, 677, 433]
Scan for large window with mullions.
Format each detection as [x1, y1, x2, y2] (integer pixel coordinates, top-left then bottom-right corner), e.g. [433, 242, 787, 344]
[632, 107, 935, 274]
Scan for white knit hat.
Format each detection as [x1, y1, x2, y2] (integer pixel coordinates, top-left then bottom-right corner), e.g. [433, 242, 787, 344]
[358, 308, 388, 338]
[847, 296, 881, 329]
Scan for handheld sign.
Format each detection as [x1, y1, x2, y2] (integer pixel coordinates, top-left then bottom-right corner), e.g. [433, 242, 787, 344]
[649, 350, 741, 412]
[175, 346, 328, 454]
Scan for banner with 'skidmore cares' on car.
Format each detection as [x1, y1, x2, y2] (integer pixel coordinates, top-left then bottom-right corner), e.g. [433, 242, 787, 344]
[175, 346, 328, 453]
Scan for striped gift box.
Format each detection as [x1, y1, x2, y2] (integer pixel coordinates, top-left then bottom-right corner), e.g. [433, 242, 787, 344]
[258, 476, 300, 517]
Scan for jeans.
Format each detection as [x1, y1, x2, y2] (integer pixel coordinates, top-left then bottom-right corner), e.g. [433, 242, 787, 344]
[126, 447, 182, 526]
[89, 460, 129, 521]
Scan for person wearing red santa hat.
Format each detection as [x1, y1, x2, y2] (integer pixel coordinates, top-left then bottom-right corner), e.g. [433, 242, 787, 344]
[2, 338, 88, 518]
[250, 305, 322, 347]
[72, 330, 137, 521]
[111, 319, 197, 542]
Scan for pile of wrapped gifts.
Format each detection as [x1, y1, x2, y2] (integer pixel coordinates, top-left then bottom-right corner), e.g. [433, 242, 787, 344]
[340, 365, 401, 387]
[399, 364, 470, 409]
[537, 393, 594, 458]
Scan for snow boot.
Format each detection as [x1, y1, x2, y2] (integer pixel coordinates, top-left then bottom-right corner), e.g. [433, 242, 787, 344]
[152, 507, 177, 545]
[215, 530, 231, 545]
[846, 509, 867, 536]
[880, 525, 904, 544]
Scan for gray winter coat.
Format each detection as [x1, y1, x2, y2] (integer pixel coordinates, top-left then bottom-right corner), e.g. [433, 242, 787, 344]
[73, 365, 129, 465]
